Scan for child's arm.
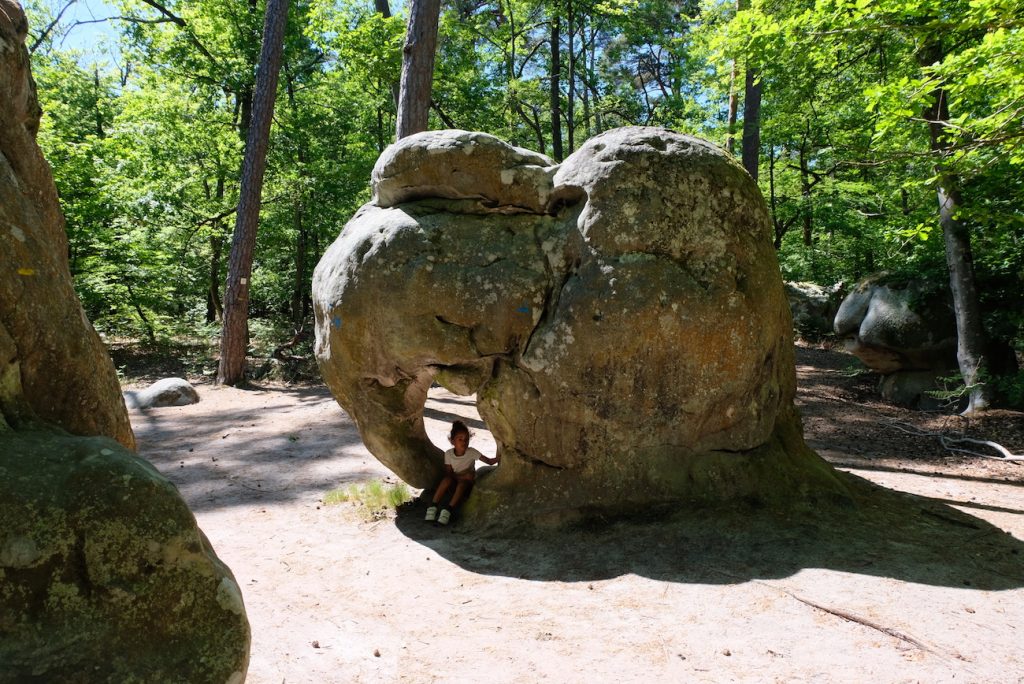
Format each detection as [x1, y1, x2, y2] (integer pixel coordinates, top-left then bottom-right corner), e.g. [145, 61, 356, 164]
[480, 453, 500, 466]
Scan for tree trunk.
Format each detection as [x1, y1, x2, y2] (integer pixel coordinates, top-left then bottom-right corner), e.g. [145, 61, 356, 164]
[726, 0, 741, 155]
[374, 0, 401, 109]
[549, 12, 564, 162]
[92, 67, 105, 137]
[741, 66, 761, 180]
[768, 146, 781, 247]
[291, 201, 307, 328]
[396, 0, 442, 139]
[124, 280, 157, 346]
[919, 43, 992, 414]
[738, 0, 760, 180]
[799, 142, 812, 246]
[284, 62, 310, 329]
[207, 234, 223, 323]
[566, 0, 576, 150]
[205, 173, 226, 323]
[587, 25, 602, 134]
[726, 60, 738, 155]
[237, 86, 253, 143]
[218, 0, 290, 386]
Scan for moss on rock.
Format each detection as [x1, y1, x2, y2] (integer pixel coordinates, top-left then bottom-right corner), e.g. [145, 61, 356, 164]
[0, 429, 250, 683]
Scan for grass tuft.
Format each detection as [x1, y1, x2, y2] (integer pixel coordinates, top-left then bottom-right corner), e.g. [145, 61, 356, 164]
[323, 480, 414, 521]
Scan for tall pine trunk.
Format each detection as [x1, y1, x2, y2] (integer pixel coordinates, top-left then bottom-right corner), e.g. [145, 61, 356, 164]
[203, 174, 226, 323]
[374, 0, 401, 109]
[741, 67, 761, 180]
[726, 60, 738, 155]
[284, 63, 310, 330]
[919, 40, 992, 414]
[218, 0, 290, 386]
[738, 0, 760, 180]
[549, 12, 564, 162]
[396, 0, 441, 139]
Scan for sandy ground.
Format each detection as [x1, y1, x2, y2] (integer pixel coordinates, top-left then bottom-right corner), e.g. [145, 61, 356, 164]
[127, 347, 1024, 683]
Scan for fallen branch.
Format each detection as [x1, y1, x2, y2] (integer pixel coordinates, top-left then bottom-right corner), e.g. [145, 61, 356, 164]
[786, 594, 935, 654]
[708, 569, 950, 658]
[884, 420, 1023, 463]
[271, 328, 311, 361]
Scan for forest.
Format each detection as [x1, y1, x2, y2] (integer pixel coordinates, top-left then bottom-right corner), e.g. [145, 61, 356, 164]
[22, 0, 1024, 402]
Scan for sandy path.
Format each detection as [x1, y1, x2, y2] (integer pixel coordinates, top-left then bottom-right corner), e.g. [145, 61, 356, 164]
[128, 351, 1024, 683]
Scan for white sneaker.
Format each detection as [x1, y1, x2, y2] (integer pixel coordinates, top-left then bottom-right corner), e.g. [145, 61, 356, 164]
[424, 506, 438, 522]
[437, 509, 451, 525]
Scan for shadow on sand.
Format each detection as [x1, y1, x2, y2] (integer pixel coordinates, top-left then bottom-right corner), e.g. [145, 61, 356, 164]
[130, 385, 374, 513]
[393, 473, 1024, 591]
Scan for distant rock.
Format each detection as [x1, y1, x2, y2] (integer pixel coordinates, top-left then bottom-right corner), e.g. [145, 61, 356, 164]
[124, 377, 200, 409]
[785, 281, 845, 338]
[834, 275, 958, 407]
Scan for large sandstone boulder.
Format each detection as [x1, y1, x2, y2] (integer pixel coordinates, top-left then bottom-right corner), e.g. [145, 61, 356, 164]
[314, 127, 847, 525]
[834, 275, 957, 374]
[1, 3, 250, 678]
[834, 275, 958, 407]
[0, 1, 132, 449]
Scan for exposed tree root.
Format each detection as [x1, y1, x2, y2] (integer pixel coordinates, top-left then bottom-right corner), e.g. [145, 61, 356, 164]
[884, 420, 1023, 463]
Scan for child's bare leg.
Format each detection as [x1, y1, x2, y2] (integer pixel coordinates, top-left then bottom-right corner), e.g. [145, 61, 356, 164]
[432, 475, 454, 505]
[448, 477, 473, 508]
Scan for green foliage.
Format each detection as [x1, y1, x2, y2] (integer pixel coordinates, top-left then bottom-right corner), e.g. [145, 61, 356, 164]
[22, 0, 1024, 382]
[992, 371, 1024, 410]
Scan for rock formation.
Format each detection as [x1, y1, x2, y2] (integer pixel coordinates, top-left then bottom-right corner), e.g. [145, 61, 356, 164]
[314, 127, 847, 526]
[0, 2, 132, 448]
[0, 432, 250, 682]
[834, 275, 958, 407]
[785, 281, 845, 339]
[0, 3, 249, 679]
[124, 377, 201, 409]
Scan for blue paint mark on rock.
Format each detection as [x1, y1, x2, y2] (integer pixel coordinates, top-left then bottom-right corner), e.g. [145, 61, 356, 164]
[332, 316, 343, 329]
[516, 306, 531, 314]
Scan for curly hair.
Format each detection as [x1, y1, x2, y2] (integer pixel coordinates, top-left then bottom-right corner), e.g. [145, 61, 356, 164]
[448, 420, 471, 441]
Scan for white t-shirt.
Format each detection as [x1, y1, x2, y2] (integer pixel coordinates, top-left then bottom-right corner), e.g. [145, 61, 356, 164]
[445, 446, 483, 474]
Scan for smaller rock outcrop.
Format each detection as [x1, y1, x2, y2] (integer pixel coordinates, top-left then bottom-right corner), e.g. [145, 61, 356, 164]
[785, 281, 845, 339]
[1, 3, 250, 678]
[124, 377, 200, 409]
[372, 129, 555, 214]
[834, 275, 958, 407]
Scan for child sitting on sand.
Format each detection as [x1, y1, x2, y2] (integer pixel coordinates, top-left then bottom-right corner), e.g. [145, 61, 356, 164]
[425, 420, 499, 525]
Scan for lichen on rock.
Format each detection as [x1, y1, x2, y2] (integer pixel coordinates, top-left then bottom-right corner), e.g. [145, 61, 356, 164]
[313, 127, 848, 527]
